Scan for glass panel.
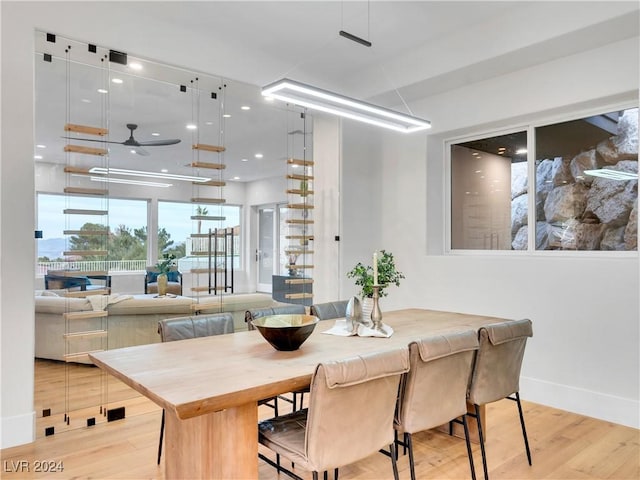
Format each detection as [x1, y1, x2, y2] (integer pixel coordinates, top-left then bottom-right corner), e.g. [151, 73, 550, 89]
[258, 207, 274, 290]
[535, 108, 638, 250]
[450, 131, 528, 250]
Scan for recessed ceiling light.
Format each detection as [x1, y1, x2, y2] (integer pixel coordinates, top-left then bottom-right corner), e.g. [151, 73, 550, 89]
[222, 114, 231, 118]
[498, 147, 506, 151]
[186, 124, 198, 130]
[130, 149, 137, 154]
[111, 78, 123, 84]
[241, 158, 248, 162]
[205, 121, 214, 125]
[264, 97, 274, 102]
[34, 155, 43, 160]
[36, 144, 46, 149]
[241, 106, 251, 111]
[472, 152, 479, 156]
[232, 176, 240, 180]
[151, 132, 160, 136]
[254, 153, 263, 159]
[81, 98, 91, 103]
[161, 169, 168, 173]
[129, 62, 143, 71]
[475, 170, 482, 174]
[97, 88, 108, 94]
[516, 148, 527, 155]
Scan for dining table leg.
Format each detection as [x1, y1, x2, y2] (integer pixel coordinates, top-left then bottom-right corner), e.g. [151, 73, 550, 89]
[164, 401, 258, 479]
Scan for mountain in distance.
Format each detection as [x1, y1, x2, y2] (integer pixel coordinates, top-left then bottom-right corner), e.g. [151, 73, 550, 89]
[37, 237, 66, 259]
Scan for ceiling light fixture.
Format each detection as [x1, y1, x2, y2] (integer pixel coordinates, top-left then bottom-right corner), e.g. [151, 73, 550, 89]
[128, 62, 143, 71]
[262, 78, 431, 133]
[111, 78, 123, 84]
[89, 176, 172, 188]
[516, 148, 528, 154]
[255, 153, 263, 159]
[88, 167, 211, 183]
[186, 123, 197, 130]
[584, 169, 638, 181]
[97, 88, 108, 94]
[241, 106, 251, 111]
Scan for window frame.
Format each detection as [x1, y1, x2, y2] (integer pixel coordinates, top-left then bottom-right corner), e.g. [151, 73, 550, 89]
[445, 99, 639, 257]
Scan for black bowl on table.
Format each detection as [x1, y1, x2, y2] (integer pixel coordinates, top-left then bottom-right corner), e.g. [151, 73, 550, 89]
[251, 314, 319, 351]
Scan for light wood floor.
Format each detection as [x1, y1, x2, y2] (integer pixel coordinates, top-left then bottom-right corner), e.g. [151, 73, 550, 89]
[1, 360, 638, 479]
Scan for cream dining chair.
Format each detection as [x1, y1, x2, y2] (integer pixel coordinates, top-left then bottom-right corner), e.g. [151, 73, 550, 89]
[156, 313, 234, 465]
[258, 348, 410, 480]
[394, 330, 479, 480]
[467, 318, 534, 480]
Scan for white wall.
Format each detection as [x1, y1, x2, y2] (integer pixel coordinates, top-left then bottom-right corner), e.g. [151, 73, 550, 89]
[360, 38, 639, 428]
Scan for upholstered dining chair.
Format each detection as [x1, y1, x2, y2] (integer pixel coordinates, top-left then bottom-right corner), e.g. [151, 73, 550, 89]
[245, 304, 306, 330]
[394, 330, 479, 480]
[258, 348, 410, 480]
[309, 300, 349, 320]
[156, 313, 234, 465]
[467, 318, 534, 480]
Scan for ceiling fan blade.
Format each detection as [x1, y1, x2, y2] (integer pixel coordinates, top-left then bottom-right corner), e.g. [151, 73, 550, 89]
[132, 146, 150, 156]
[137, 139, 181, 146]
[61, 136, 123, 145]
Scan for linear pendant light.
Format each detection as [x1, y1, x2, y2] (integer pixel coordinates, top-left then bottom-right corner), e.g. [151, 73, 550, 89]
[262, 78, 431, 133]
[88, 167, 211, 183]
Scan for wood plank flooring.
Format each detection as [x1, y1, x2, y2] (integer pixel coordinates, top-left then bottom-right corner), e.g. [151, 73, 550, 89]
[1, 360, 638, 479]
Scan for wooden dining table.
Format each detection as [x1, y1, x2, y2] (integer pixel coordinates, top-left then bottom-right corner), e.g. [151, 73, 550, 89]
[89, 308, 514, 479]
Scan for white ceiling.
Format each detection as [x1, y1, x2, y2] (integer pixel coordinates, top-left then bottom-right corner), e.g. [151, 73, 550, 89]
[33, 1, 639, 182]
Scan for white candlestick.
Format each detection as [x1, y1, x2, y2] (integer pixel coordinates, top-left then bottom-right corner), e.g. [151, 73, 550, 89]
[373, 251, 378, 285]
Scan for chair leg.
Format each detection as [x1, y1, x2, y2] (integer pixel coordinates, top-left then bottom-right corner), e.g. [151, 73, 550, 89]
[157, 409, 165, 465]
[334, 467, 339, 479]
[323, 471, 328, 480]
[406, 433, 416, 480]
[462, 415, 477, 480]
[390, 442, 400, 480]
[312, 472, 319, 480]
[474, 404, 489, 480]
[514, 392, 532, 465]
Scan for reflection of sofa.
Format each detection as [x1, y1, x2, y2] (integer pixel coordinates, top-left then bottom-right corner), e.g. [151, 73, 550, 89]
[35, 291, 284, 363]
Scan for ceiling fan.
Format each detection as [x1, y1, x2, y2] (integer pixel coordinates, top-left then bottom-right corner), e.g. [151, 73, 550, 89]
[63, 123, 181, 156]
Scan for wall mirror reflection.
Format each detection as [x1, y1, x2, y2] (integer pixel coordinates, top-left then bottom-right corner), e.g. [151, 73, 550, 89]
[33, 31, 313, 436]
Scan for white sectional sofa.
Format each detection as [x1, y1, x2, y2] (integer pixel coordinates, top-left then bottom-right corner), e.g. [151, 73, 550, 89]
[35, 291, 284, 363]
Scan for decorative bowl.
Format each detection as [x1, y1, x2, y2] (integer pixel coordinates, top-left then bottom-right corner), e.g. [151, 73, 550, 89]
[252, 314, 319, 351]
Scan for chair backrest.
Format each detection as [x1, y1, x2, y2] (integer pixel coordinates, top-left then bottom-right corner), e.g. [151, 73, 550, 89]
[468, 318, 533, 405]
[245, 304, 306, 330]
[146, 266, 181, 282]
[304, 348, 410, 472]
[396, 330, 479, 434]
[310, 300, 349, 320]
[158, 313, 234, 342]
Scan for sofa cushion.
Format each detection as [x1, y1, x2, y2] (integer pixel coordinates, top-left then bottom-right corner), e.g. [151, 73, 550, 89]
[35, 296, 92, 313]
[147, 270, 180, 283]
[106, 294, 194, 315]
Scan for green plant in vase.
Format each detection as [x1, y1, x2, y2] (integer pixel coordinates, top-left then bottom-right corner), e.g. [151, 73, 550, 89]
[155, 253, 176, 296]
[346, 250, 405, 298]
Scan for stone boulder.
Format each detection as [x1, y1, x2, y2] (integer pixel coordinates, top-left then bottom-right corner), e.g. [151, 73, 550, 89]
[570, 149, 599, 185]
[511, 161, 528, 199]
[624, 198, 637, 250]
[535, 221, 549, 250]
[535, 159, 554, 220]
[544, 183, 588, 223]
[584, 161, 638, 227]
[547, 219, 579, 250]
[596, 108, 639, 164]
[511, 193, 528, 236]
[601, 226, 626, 250]
[512, 225, 527, 250]
[574, 223, 606, 250]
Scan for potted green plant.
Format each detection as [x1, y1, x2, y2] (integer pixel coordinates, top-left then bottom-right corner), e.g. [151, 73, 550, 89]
[347, 250, 405, 298]
[155, 253, 176, 296]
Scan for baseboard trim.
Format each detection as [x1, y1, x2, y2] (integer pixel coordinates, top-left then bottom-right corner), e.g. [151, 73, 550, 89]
[521, 376, 639, 429]
[1, 411, 35, 449]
